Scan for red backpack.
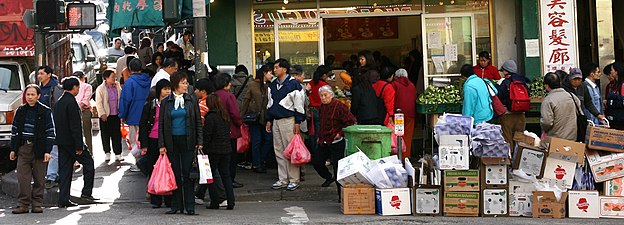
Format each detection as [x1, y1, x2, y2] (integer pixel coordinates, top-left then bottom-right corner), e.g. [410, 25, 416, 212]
[509, 80, 531, 112]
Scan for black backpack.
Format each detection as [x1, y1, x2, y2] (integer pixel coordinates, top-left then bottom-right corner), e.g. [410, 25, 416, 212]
[606, 85, 624, 123]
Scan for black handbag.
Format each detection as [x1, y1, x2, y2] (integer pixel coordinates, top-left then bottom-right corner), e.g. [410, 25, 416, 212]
[242, 112, 260, 124]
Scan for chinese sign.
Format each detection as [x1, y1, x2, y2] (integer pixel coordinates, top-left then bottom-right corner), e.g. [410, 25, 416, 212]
[540, 0, 578, 73]
[109, 0, 165, 33]
[254, 30, 319, 44]
[0, 1, 34, 57]
[324, 17, 398, 41]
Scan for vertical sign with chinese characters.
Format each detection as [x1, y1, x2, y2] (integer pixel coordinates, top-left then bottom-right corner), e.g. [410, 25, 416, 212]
[540, 0, 578, 73]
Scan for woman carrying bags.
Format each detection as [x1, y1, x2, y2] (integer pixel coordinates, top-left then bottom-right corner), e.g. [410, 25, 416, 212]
[203, 94, 236, 210]
[139, 79, 172, 208]
[158, 71, 203, 215]
[241, 65, 273, 173]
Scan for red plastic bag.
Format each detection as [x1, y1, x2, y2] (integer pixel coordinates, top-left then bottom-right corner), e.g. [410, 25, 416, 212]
[283, 135, 311, 165]
[237, 124, 250, 153]
[147, 154, 177, 195]
[121, 124, 129, 139]
[387, 123, 407, 155]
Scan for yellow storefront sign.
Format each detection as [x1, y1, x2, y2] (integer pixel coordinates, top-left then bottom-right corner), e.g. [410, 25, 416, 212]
[255, 29, 319, 43]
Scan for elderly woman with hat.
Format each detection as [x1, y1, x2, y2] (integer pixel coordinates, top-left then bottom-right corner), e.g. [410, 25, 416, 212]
[312, 85, 356, 197]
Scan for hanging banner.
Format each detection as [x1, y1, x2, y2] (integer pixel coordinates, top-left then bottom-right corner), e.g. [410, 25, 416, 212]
[539, 0, 579, 73]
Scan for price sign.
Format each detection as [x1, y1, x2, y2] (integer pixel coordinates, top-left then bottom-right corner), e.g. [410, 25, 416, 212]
[67, 3, 96, 30]
[394, 113, 404, 136]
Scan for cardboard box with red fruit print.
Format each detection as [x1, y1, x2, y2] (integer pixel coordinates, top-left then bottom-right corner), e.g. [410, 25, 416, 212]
[568, 190, 600, 218]
[375, 188, 411, 216]
[542, 138, 584, 189]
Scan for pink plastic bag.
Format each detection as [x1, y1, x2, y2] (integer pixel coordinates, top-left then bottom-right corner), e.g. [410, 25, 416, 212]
[147, 154, 177, 195]
[387, 123, 407, 155]
[237, 125, 250, 153]
[283, 135, 311, 165]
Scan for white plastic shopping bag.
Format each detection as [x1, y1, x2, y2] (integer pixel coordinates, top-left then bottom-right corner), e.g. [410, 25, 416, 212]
[197, 153, 214, 184]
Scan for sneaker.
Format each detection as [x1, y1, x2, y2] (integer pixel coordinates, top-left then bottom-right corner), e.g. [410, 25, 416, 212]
[116, 155, 124, 162]
[219, 200, 228, 207]
[286, 183, 299, 191]
[194, 197, 204, 205]
[272, 181, 288, 190]
[325, 160, 331, 166]
[105, 153, 111, 161]
[45, 180, 58, 189]
[129, 165, 141, 172]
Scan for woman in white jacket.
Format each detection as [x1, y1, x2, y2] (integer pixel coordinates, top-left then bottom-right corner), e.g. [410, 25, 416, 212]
[95, 70, 123, 161]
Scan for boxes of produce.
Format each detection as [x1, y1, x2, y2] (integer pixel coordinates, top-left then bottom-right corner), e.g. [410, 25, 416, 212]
[375, 188, 412, 216]
[438, 135, 470, 170]
[341, 184, 376, 215]
[531, 191, 568, 219]
[412, 186, 442, 216]
[512, 143, 547, 178]
[599, 196, 624, 218]
[568, 190, 600, 219]
[443, 192, 480, 216]
[337, 151, 373, 186]
[481, 158, 509, 189]
[444, 170, 479, 192]
[605, 177, 624, 196]
[482, 189, 508, 217]
[586, 149, 624, 183]
[509, 192, 533, 217]
[586, 126, 624, 153]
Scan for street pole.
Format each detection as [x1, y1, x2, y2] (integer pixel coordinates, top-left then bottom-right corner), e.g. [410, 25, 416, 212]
[34, 0, 46, 67]
[394, 109, 405, 164]
[192, 0, 209, 80]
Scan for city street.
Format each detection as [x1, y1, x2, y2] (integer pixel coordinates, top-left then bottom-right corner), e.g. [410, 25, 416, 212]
[0, 131, 620, 225]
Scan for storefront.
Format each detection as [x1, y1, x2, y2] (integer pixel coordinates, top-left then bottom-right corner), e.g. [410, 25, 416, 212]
[251, 0, 493, 85]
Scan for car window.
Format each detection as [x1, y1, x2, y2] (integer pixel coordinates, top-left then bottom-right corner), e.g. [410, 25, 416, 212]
[0, 65, 20, 90]
[20, 64, 30, 85]
[72, 44, 85, 62]
[85, 41, 95, 57]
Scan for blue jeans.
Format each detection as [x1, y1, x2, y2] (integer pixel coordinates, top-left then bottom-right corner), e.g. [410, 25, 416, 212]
[46, 145, 58, 181]
[250, 123, 272, 168]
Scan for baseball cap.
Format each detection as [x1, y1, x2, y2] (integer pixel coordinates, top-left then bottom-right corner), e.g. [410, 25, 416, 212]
[569, 68, 583, 79]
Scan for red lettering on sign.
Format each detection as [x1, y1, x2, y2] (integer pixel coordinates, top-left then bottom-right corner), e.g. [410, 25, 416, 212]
[547, 12, 569, 27]
[548, 29, 569, 46]
[547, 0, 567, 9]
[549, 48, 571, 64]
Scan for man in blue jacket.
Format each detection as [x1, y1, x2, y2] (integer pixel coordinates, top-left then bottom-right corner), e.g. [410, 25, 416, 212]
[37, 66, 63, 189]
[119, 58, 151, 162]
[265, 58, 306, 191]
[462, 64, 496, 124]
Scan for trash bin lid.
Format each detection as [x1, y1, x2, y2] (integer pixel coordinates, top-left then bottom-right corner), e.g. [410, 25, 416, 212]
[343, 125, 392, 133]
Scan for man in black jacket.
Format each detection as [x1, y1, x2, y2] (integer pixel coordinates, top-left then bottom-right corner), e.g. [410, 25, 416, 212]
[55, 77, 97, 207]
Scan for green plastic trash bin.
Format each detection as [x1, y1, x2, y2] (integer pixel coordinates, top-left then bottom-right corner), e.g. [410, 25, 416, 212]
[343, 125, 392, 159]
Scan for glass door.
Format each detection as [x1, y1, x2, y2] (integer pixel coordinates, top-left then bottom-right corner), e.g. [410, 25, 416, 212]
[422, 13, 476, 87]
[274, 19, 323, 78]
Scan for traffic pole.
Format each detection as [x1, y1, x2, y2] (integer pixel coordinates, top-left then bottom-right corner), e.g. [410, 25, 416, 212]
[394, 109, 405, 164]
[192, 0, 209, 80]
[34, 0, 46, 67]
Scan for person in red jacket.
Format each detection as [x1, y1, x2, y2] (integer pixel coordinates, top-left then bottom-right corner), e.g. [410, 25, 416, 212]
[391, 69, 416, 160]
[373, 67, 396, 125]
[473, 51, 500, 80]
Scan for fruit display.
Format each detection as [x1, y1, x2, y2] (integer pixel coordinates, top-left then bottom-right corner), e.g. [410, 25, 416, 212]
[528, 79, 547, 98]
[418, 85, 462, 105]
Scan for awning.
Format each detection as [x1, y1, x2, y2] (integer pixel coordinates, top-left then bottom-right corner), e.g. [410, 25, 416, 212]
[106, 0, 208, 37]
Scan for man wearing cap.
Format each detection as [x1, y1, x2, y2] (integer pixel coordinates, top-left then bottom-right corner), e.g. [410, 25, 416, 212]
[496, 60, 531, 149]
[563, 68, 605, 124]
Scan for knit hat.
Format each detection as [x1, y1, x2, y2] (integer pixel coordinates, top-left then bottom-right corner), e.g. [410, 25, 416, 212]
[499, 60, 518, 73]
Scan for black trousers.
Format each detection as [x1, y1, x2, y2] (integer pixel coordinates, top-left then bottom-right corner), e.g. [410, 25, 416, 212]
[195, 169, 226, 202]
[147, 138, 172, 206]
[312, 140, 345, 195]
[230, 139, 238, 182]
[208, 153, 235, 208]
[167, 136, 195, 212]
[100, 115, 122, 155]
[57, 145, 95, 204]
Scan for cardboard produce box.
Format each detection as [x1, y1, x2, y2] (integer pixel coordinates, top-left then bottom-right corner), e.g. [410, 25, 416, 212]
[439, 135, 470, 170]
[586, 149, 624, 182]
[509, 192, 533, 217]
[341, 184, 375, 215]
[531, 191, 568, 219]
[375, 188, 412, 216]
[512, 143, 547, 178]
[444, 170, 480, 192]
[337, 151, 372, 186]
[568, 190, 600, 219]
[599, 196, 624, 218]
[443, 192, 480, 216]
[514, 132, 536, 146]
[548, 137, 585, 164]
[482, 189, 508, 216]
[509, 179, 537, 194]
[412, 186, 442, 216]
[481, 158, 509, 189]
[605, 177, 624, 196]
[586, 126, 624, 153]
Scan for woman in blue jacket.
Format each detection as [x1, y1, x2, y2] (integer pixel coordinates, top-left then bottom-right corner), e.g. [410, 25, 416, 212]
[461, 64, 497, 124]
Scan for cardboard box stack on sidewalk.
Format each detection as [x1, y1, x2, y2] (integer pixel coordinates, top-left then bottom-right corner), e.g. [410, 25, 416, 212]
[333, 116, 624, 220]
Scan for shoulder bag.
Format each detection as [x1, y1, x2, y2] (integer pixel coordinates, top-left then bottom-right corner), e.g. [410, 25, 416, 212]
[567, 91, 588, 142]
[483, 79, 507, 117]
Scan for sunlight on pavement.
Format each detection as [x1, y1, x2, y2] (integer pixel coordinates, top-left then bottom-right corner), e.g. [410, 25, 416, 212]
[0, 208, 5, 218]
[281, 206, 309, 224]
[51, 166, 129, 225]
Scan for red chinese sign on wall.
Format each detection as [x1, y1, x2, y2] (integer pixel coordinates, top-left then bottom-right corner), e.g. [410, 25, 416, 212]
[324, 17, 398, 41]
[540, 0, 578, 73]
[0, 1, 34, 57]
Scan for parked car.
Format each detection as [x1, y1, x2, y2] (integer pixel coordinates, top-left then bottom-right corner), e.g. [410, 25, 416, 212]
[72, 35, 101, 87]
[0, 61, 30, 173]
